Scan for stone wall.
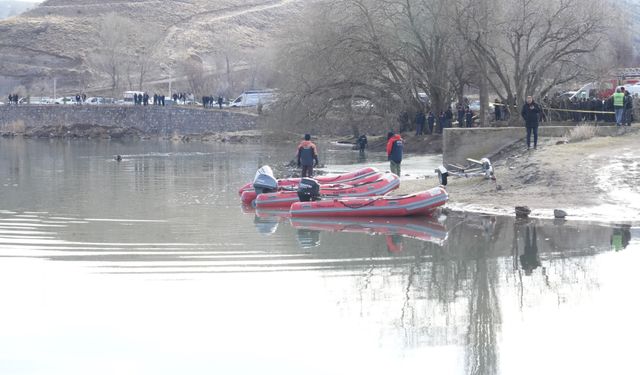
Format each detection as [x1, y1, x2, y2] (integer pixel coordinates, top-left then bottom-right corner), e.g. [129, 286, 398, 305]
[443, 124, 627, 166]
[0, 105, 258, 136]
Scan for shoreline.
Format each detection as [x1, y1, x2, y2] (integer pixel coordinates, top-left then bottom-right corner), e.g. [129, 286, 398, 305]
[395, 128, 640, 224]
[3, 123, 638, 224]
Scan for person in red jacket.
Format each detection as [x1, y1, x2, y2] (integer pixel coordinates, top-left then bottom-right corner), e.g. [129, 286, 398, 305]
[297, 134, 319, 177]
[386, 131, 403, 176]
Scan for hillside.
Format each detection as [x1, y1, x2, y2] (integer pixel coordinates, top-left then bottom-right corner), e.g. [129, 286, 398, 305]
[0, 0, 303, 94]
[0, 1, 36, 20]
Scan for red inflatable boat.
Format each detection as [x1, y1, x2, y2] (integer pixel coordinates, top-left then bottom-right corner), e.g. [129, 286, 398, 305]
[289, 187, 448, 217]
[241, 171, 385, 205]
[238, 166, 379, 196]
[290, 216, 447, 245]
[255, 173, 400, 209]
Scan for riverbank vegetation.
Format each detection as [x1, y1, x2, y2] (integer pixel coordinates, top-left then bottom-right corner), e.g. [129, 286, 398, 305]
[265, 0, 624, 135]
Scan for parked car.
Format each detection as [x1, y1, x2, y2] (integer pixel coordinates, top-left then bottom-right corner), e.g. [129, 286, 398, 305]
[84, 97, 116, 105]
[54, 97, 77, 105]
[230, 89, 276, 107]
[20, 97, 53, 105]
[468, 100, 494, 111]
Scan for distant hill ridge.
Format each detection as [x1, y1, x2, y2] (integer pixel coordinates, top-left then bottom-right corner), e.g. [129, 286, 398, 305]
[0, 0, 303, 92]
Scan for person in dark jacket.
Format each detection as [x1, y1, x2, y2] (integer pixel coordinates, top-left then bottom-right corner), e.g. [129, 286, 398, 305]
[624, 90, 633, 126]
[437, 111, 446, 134]
[297, 134, 319, 178]
[521, 96, 542, 150]
[357, 134, 368, 154]
[457, 104, 465, 128]
[465, 106, 474, 128]
[427, 111, 435, 134]
[445, 106, 453, 129]
[415, 110, 426, 135]
[494, 99, 502, 121]
[386, 131, 403, 176]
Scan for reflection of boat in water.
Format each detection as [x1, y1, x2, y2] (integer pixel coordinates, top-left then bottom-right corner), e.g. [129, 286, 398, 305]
[290, 216, 448, 245]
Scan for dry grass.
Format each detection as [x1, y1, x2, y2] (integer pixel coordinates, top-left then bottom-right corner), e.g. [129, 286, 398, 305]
[0, 120, 26, 134]
[566, 124, 597, 143]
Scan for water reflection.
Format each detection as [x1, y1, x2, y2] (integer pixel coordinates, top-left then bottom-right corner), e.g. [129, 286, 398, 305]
[611, 225, 632, 251]
[1, 138, 639, 374]
[517, 223, 541, 276]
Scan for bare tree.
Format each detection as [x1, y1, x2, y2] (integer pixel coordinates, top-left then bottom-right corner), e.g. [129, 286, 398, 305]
[270, 0, 472, 133]
[89, 13, 136, 96]
[181, 55, 207, 96]
[455, 0, 608, 122]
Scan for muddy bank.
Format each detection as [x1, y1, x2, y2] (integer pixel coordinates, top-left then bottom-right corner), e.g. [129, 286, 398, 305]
[1, 123, 144, 139]
[0, 124, 266, 144]
[170, 130, 264, 144]
[396, 127, 640, 223]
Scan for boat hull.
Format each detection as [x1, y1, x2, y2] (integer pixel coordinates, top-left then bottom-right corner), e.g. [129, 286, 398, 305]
[255, 173, 400, 209]
[289, 187, 448, 217]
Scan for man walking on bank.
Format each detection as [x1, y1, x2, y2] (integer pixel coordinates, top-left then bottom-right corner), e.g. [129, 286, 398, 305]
[386, 131, 404, 176]
[297, 134, 319, 178]
[521, 96, 542, 150]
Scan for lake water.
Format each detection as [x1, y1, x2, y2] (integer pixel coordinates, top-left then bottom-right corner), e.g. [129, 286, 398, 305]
[0, 138, 638, 375]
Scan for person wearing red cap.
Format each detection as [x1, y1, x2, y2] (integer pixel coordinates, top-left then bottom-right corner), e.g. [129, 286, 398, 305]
[386, 131, 403, 176]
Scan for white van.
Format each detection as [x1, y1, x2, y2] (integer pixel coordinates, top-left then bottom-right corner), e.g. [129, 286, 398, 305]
[622, 84, 640, 97]
[230, 90, 275, 107]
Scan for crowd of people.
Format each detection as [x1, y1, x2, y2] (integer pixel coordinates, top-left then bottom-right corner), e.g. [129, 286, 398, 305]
[406, 105, 476, 136]
[6, 94, 20, 104]
[542, 91, 636, 125]
[202, 96, 225, 109]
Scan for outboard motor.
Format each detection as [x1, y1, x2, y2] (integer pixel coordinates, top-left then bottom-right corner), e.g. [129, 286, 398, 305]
[436, 166, 449, 186]
[480, 158, 495, 180]
[253, 165, 278, 194]
[297, 178, 321, 202]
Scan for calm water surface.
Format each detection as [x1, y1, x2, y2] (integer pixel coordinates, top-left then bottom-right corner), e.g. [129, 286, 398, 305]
[0, 138, 638, 375]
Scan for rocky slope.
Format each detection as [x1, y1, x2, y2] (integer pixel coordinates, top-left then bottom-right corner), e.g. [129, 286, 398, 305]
[0, 0, 303, 93]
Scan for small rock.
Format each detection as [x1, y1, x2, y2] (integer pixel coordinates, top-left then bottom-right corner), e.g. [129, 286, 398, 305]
[515, 206, 531, 218]
[554, 209, 568, 219]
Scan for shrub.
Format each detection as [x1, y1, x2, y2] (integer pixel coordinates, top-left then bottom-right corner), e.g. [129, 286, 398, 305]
[567, 124, 597, 142]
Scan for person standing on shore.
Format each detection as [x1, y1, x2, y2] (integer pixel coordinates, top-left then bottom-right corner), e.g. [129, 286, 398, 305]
[415, 110, 426, 135]
[624, 89, 633, 126]
[386, 131, 403, 176]
[427, 111, 435, 134]
[612, 87, 625, 126]
[357, 134, 368, 154]
[521, 96, 542, 150]
[297, 134, 319, 178]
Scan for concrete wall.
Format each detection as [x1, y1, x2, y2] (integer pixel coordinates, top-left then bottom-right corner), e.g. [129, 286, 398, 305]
[443, 124, 627, 166]
[0, 105, 258, 135]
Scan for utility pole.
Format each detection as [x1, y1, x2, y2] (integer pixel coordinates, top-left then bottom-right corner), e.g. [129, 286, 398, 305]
[53, 77, 57, 100]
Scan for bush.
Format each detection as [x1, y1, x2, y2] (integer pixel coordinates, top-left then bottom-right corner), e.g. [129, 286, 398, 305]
[1, 120, 26, 134]
[567, 124, 597, 142]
